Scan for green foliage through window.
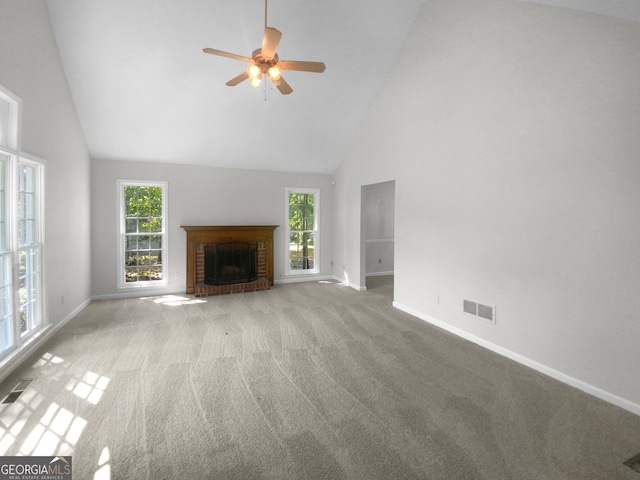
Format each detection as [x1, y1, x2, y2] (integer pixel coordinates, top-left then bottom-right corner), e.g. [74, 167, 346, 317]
[288, 192, 317, 271]
[123, 185, 164, 283]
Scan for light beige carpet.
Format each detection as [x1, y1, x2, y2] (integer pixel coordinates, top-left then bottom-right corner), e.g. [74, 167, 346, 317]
[0, 277, 638, 479]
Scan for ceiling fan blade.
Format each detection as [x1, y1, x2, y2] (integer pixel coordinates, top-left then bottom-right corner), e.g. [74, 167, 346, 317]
[261, 27, 282, 59]
[273, 75, 293, 95]
[278, 60, 326, 73]
[203, 48, 252, 63]
[226, 71, 250, 86]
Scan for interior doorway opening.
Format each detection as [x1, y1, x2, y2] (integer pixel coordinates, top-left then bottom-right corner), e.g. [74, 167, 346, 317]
[360, 180, 395, 296]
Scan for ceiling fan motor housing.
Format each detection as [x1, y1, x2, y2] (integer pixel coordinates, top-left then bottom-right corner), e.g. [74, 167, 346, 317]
[250, 49, 281, 83]
[252, 50, 278, 67]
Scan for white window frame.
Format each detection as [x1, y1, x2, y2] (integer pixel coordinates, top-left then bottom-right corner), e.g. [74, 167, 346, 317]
[0, 87, 19, 152]
[117, 180, 168, 290]
[0, 84, 46, 361]
[16, 155, 45, 340]
[285, 187, 320, 275]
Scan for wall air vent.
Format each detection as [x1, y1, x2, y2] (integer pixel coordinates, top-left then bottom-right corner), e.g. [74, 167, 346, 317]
[463, 299, 496, 323]
[463, 300, 477, 315]
[477, 304, 494, 321]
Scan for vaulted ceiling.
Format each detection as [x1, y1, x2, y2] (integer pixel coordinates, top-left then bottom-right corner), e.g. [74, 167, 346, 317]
[45, 0, 640, 174]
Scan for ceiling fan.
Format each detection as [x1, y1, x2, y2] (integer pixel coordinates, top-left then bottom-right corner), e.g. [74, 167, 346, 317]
[203, 0, 326, 95]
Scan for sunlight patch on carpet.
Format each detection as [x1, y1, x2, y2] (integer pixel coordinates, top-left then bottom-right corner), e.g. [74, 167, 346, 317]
[140, 295, 207, 306]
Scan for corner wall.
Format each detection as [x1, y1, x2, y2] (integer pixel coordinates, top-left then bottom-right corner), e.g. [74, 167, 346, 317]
[334, 0, 640, 413]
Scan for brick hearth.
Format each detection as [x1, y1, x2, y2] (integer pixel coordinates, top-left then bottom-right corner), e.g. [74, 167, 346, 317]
[181, 225, 278, 297]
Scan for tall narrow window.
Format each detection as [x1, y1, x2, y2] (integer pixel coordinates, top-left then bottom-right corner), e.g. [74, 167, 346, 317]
[18, 160, 43, 335]
[286, 188, 319, 274]
[117, 181, 168, 289]
[0, 96, 11, 149]
[0, 154, 10, 353]
[0, 84, 45, 360]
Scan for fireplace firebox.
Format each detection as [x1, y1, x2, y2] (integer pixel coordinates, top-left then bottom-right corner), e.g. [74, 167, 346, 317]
[204, 242, 257, 285]
[181, 225, 277, 296]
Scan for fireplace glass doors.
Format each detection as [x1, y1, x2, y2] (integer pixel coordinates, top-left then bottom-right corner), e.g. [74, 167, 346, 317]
[204, 242, 258, 285]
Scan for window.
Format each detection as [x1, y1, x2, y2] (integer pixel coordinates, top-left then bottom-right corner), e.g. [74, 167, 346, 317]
[0, 153, 11, 354]
[117, 181, 168, 289]
[0, 85, 45, 360]
[18, 160, 43, 335]
[286, 188, 319, 274]
[0, 96, 12, 149]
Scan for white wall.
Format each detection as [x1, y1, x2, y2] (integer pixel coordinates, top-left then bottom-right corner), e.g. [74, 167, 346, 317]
[0, 2, 92, 326]
[335, 0, 640, 413]
[91, 159, 334, 297]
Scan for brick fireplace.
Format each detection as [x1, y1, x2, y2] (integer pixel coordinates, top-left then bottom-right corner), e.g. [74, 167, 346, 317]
[181, 225, 278, 297]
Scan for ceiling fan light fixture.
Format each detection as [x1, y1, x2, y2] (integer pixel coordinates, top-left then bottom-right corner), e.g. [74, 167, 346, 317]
[248, 64, 261, 78]
[267, 66, 281, 81]
[203, 0, 325, 95]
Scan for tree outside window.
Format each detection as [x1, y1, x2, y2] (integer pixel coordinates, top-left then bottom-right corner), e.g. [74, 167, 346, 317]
[118, 181, 167, 288]
[287, 188, 319, 274]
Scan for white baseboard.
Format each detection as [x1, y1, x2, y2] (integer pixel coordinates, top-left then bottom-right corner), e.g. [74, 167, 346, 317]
[332, 275, 366, 291]
[0, 297, 92, 386]
[365, 271, 394, 277]
[275, 275, 337, 285]
[276, 275, 367, 291]
[393, 301, 640, 417]
[92, 288, 184, 301]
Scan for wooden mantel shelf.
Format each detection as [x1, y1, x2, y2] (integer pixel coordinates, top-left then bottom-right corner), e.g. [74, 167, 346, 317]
[181, 225, 278, 295]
